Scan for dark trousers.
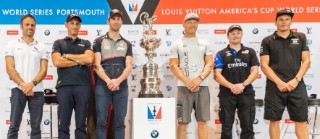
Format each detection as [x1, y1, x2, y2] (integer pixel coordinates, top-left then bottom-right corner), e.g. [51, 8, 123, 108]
[56, 85, 90, 139]
[95, 84, 128, 139]
[219, 93, 255, 139]
[7, 88, 44, 139]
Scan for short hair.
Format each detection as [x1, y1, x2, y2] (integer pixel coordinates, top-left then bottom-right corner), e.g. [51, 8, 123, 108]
[20, 14, 36, 25]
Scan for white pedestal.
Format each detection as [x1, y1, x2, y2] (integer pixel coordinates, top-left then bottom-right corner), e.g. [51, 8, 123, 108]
[132, 98, 176, 139]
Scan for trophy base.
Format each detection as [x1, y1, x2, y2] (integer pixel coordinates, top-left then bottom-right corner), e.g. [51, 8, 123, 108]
[138, 93, 163, 98]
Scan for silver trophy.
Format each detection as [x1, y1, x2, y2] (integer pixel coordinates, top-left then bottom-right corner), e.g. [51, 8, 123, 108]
[138, 12, 163, 98]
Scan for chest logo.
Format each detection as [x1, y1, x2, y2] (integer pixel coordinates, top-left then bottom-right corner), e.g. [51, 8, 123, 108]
[291, 38, 299, 45]
[117, 43, 126, 51]
[242, 50, 249, 54]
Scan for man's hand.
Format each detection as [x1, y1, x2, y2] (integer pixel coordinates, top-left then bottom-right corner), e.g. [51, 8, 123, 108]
[234, 83, 245, 94]
[25, 89, 34, 97]
[229, 84, 243, 95]
[107, 78, 121, 92]
[287, 79, 299, 91]
[276, 80, 291, 92]
[186, 77, 202, 93]
[20, 82, 35, 96]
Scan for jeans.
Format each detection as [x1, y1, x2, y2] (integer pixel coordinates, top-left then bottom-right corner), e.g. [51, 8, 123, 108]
[95, 83, 128, 139]
[7, 88, 44, 139]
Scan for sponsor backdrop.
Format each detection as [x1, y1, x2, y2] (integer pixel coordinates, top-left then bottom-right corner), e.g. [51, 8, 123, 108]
[0, 0, 320, 139]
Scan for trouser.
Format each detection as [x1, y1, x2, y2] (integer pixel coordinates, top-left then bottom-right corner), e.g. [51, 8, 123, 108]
[95, 84, 128, 139]
[57, 85, 90, 139]
[219, 93, 255, 139]
[7, 88, 44, 139]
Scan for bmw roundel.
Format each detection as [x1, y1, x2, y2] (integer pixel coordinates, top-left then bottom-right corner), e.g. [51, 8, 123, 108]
[150, 130, 159, 138]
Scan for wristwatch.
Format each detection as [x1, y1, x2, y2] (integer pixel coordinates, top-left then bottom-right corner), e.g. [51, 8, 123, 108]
[243, 81, 248, 87]
[32, 80, 38, 86]
[295, 77, 302, 82]
[199, 75, 205, 80]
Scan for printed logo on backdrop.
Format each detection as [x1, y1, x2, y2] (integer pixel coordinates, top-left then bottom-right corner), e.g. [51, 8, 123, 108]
[166, 40, 172, 47]
[78, 30, 88, 35]
[131, 74, 137, 81]
[253, 118, 259, 124]
[307, 39, 312, 46]
[285, 119, 295, 124]
[160, 53, 170, 57]
[215, 41, 227, 45]
[130, 40, 137, 47]
[147, 104, 162, 120]
[7, 30, 18, 35]
[252, 28, 259, 34]
[6, 120, 10, 125]
[108, 0, 160, 24]
[150, 130, 159, 138]
[197, 29, 209, 35]
[131, 85, 137, 92]
[129, 2, 138, 12]
[59, 30, 67, 36]
[144, 30, 157, 35]
[306, 84, 312, 90]
[165, 29, 171, 36]
[215, 119, 221, 124]
[267, 28, 276, 33]
[26, 119, 31, 125]
[306, 27, 312, 34]
[214, 29, 226, 34]
[166, 85, 172, 92]
[44, 119, 50, 125]
[44, 30, 50, 36]
[96, 29, 102, 36]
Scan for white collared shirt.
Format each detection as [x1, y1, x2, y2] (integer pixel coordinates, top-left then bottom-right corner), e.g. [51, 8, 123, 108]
[5, 39, 49, 92]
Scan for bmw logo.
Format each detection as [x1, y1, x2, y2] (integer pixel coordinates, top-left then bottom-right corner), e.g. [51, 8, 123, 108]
[306, 85, 312, 90]
[150, 130, 159, 138]
[307, 39, 312, 46]
[44, 30, 50, 36]
[132, 64, 138, 69]
[253, 118, 259, 124]
[166, 41, 172, 46]
[252, 28, 259, 34]
[44, 119, 50, 125]
[166, 85, 172, 91]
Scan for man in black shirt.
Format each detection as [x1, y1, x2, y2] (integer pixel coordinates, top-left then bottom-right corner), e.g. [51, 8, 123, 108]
[93, 9, 133, 139]
[51, 14, 94, 139]
[214, 24, 259, 139]
[260, 9, 311, 139]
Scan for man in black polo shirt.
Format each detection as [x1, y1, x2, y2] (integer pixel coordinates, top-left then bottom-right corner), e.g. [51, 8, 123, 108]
[51, 14, 94, 139]
[93, 9, 133, 139]
[260, 9, 311, 139]
[214, 24, 259, 139]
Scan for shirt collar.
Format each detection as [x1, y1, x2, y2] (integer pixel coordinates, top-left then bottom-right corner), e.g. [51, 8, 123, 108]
[106, 32, 123, 41]
[273, 30, 298, 39]
[18, 38, 38, 45]
[64, 36, 80, 42]
[227, 43, 245, 51]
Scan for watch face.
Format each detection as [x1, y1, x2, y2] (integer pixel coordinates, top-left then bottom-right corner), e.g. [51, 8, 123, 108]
[201, 75, 205, 80]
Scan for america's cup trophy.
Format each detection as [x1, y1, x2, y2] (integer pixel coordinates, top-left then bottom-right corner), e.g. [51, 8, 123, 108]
[138, 12, 163, 98]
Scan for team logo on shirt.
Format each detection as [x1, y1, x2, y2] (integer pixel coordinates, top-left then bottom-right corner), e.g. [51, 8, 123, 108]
[117, 43, 126, 51]
[291, 38, 299, 45]
[241, 50, 249, 54]
[260, 46, 264, 53]
[32, 46, 40, 53]
[227, 58, 247, 68]
[226, 51, 232, 56]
